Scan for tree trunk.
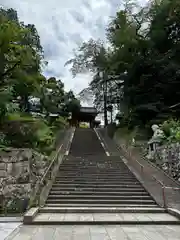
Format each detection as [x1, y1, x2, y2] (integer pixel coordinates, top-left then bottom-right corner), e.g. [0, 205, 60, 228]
[103, 74, 108, 126]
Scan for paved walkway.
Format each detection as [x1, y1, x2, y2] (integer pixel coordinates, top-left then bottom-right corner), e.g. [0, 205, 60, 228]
[5, 224, 180, 240]
[0, 222, 21, 240]
[33, 212, 179, 223]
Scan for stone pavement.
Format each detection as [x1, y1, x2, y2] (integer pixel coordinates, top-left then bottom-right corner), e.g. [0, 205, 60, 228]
[33, 212, 179, 223]
[0, 222, 21, 240]
[6, 224, 180, 240]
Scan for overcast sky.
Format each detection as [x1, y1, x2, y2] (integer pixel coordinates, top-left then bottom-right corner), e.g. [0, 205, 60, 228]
[1, 0, 147, 107]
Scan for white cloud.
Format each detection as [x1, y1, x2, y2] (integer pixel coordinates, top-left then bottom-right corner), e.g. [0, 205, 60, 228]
[1, 0, 148, 108]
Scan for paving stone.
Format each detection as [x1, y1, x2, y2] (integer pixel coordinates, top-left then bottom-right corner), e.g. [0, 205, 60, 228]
[5, 225, 180, 240]
[64, 214, 80, 221]
[156, 226, 180, 240]
[90, 226, 107, 234]
[133, 214, 152, 221]
[139, 227, 167, 240]
[121, 213, 138, 221]
[72, 226, 90, 240]
[34, 213, 50, 221]
[90, 233, 110, 240]
[53, 226, 73, 240]
[0, 223, 21, 240]
[7, 225, 38, 240]
[166, 225, 180, 233]
[0, 217, 23, 222]
[93, 213, 123, 221]
[79, 214, 93, 221]
[147, 213, 178, 221]
[122, 226, 140, 233]
[89, 226, 110, 239]
[125, 232, 149, 240]
[105, 226, 129, 240]
[30, 226, 56, 240]
[49, 213, 65, 221]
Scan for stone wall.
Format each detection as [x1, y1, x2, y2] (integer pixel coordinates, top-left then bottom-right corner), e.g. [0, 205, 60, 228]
[154, 143, 180, 182]
[113, 130, 180, 183]
[0, 148, 49, 213]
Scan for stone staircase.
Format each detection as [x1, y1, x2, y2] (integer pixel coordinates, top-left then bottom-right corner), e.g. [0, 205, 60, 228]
[44, 155, 159, 209]
[26, 128, 180, 224]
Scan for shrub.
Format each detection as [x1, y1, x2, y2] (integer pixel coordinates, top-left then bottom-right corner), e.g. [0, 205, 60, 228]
[1, 113, 55, 155]
[35, 121, 55, 154]
[2, 113, 38, 148]
[52, 116, 68, 130]
[161, 119, 180, 143]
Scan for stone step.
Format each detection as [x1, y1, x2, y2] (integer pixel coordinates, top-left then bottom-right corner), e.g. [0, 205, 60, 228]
[30, 212, 180, 225]
[63, 160, 124, 163]
[59, 162, 128, 165]
[62, 157, 123, 160]
[54, 181, 140, 185]
[46, 199, 156, 204]
[49, 191, 149, 196]
[59, 167, 130, 171]
[54, 179, 138, 183]
[52, 183, 142, 187]
[50, 187, 145, 192]
[51, 184, 144, 189]
[45, 203, 159, 208]
[53, 179, 141, 183]
[47, 195, 152, 200]
[60, 162, 127, 165]
[55, 176, 137, 180]
[56, 172, 135, 176]
[58, 171, 132, 174]
[60, 166, 130, 168]
[59, 163, 126, 166]
[40, 207, 165, 213]
[57, 170, 133, 174]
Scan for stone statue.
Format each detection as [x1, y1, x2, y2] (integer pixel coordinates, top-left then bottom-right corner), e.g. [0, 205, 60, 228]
[146, 124, 165, 160]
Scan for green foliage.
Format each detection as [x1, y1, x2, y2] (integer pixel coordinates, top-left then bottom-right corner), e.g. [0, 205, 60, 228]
[35, 121, 54, 154]
[1, 113, 55, 154]
[66, 0, 180, 128]
[80, 123, 89, 128]
[161, 119, 180, 143]
[52, 116, 68, 129]
[0, 7, 79, 154]
[2, 113, 38, 148]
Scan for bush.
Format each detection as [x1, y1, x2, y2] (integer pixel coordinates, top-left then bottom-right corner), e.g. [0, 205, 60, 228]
[52, 116, 68, 130]
[161, 119, 180, 143]
[2, 113, 38, 148]
[1, 113, 55, 155]
[79, 123, 89, 128]
[35, 121, 55, 154]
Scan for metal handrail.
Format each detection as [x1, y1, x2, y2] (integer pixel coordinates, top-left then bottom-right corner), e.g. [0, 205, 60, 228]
[39, 144, 63, 185]
[134, 158, 180, 208]
[31, 144, 63, 206]
[152, 175, 164, 187]
[104, 132, 180, 208]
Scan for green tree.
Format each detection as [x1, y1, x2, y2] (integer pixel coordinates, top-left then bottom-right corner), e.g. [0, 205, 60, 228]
[66, 0, 180, 128]
[40, 77, 65, 116]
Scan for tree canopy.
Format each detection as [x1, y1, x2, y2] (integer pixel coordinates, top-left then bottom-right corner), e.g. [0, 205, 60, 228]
[0, 7, 80, 153]
[66, 0, 180, 128]
[0, 7, 80, 119]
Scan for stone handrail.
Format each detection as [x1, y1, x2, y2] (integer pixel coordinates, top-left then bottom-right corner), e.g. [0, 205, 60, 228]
[30, 144, 63, 207]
